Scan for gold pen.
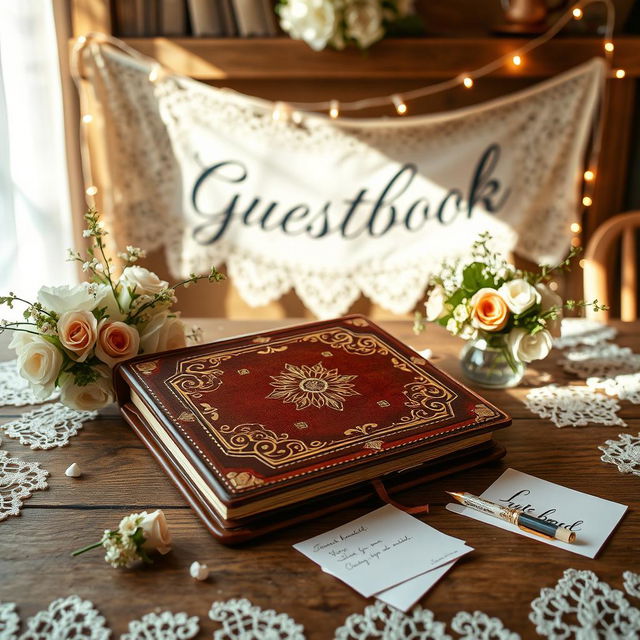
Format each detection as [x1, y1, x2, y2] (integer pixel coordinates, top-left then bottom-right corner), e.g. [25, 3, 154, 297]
[447, 491, 576, 543]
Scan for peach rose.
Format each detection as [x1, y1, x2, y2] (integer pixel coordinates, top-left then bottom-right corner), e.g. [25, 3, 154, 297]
[470, 288, 510, 332]
[95, 320, 140, 368]
[57, 310, 98, 362]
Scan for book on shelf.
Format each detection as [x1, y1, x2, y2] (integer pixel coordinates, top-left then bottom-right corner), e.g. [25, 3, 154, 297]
[115, 315, 510, 543]
[187, 0, 225, 36]
[232, 0, 276, 36]
[159, 0, 187, 36]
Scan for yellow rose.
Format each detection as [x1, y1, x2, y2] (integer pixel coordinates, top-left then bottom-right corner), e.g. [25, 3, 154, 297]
[470, 288, 510, 332]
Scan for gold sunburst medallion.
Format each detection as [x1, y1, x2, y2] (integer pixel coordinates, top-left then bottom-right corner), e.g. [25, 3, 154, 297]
[266, 362, 359, 411]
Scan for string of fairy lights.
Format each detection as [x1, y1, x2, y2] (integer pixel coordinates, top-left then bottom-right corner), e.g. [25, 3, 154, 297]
[72, 0, 621, 272]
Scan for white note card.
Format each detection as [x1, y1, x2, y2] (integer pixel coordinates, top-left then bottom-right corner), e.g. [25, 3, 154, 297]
[294, 504, 471, 598]
[446, 468, 628, 558]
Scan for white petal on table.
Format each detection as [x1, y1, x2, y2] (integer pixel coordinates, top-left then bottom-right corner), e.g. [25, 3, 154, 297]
[1, 403, 97, 449]
[525, 385, 626, 428]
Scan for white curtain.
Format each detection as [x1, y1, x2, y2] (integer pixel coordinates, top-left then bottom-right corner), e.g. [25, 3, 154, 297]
[0, 0, 75, 318]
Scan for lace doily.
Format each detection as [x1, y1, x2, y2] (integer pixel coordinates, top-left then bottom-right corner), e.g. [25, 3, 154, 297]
[0, 403, 97, 449]
[335, 602, 450, 640]
[122, 611, 199, 640]
[0, 448, 49, 521]
[0, 360, 58, 407]
[0, 602, 19, 640]
[588, 372, 640, 405]
[599, 431, 640, 476]
[529, 569, 640, 638]
[560, 343, 640, 379]
[524, 384, 626, 428]
[19, 595, 109, 640]
[553, 318, 618, 349]
[209, 598, 305, 640]
[624, 572, 640, 599]
[450, 611, 520, 640]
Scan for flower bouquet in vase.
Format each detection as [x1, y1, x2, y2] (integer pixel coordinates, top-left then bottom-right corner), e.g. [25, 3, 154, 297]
[414, 234, 605, 389]
[0, 209, 224, 411]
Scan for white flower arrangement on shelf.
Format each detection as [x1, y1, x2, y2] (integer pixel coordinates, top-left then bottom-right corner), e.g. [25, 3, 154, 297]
[414, 234, 606, 378]
[277, 0, 423, 52]
[0, 209, 224, 411]
[72, 509, 171, 568]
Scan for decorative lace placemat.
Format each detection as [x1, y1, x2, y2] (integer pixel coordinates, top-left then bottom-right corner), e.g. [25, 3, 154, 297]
[553, 318, 617, 349]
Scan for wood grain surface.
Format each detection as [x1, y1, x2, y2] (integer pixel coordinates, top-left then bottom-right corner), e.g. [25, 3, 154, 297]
[1, 319, 638, 637]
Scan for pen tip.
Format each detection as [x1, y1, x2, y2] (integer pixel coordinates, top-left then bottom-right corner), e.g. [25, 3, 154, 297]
[446, 491, 462, 499]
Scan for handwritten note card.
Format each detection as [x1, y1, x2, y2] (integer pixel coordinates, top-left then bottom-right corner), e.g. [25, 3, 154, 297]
[446, 468, 627, 558]
[294, 504, 471, 597]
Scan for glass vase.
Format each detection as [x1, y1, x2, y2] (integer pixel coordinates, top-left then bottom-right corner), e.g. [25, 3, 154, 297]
[459, 334, 525, 389]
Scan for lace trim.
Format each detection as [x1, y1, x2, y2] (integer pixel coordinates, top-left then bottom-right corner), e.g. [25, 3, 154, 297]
[1, 403, 97, 450]
[0, 602, 19, 640]
[588, 372, 640, 405]
[599, 431, 640, 476]
[524, 384, 626, 428]
[0, 448, 49, 521]
[560, 343, 640, 379]
[624, 571, 640, 599]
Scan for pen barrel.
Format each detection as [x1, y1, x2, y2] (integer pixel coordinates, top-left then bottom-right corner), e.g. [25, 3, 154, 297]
[457, 494, 517, 524]
[517, 513, 565, 539]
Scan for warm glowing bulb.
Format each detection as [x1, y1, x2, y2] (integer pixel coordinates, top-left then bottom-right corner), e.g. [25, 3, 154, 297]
[512, 55, 522, 66]
[462, 76, 473, 89]
[570, 222, 582, 233]
[549, 281, 559, 291]
[572, 7, 583, 19]
[391, 94, 407, 115]
[329, 100, 339, 119]
[579, 259, 586, 268]
[584, 170, 595, 181]
[582, 196, 593, 206]
[615, 69, 626, 79]
[85, 185, 98, 196]
[82, 114, 93, 124]
[604, 41, 614, 52]
[571, 237, 581, 247]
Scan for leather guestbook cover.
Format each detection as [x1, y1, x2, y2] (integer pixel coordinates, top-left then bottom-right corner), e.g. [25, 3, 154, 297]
[114, 315, 510, 542]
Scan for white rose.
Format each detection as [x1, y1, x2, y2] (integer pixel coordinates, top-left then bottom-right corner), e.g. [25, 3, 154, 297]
[507, 328, 553, 363]
[16, 335, 62, 400]
[498, 279, 541, 315]
[140, 312, 186, 354]
[424, 286, 447, 322]
[345, 0, 384, 49]
[536, 282, 563, 338]
[37, 282, 107, 315]
[60, 365, 114, 411]
[139, 509, 171, 555]
[9, 331, 37, 354]
[279, 0, 337, 51]
[118, 266, 169, 311]
[95, 284, 126, 322]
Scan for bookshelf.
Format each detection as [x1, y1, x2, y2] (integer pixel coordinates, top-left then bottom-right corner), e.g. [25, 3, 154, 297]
[68, 0, 640, 317]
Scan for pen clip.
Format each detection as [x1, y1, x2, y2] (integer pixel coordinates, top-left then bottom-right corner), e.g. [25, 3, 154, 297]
[518, 524, 555, 541]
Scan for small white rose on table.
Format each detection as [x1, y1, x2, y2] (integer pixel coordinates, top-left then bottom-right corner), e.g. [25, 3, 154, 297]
[72, 509, 172, 568]
[0, 208, 225, 412]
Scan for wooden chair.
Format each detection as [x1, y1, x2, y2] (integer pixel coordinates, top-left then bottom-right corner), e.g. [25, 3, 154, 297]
[583, 211, 640, 321]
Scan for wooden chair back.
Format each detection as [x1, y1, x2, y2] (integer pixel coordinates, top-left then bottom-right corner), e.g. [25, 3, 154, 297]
[583, 211, 640, 321]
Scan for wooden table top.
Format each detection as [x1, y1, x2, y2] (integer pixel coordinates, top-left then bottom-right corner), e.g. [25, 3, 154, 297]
[1, 318, 638, 637]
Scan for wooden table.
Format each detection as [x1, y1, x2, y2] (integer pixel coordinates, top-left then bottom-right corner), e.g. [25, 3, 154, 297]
[1, 319, 638, 637]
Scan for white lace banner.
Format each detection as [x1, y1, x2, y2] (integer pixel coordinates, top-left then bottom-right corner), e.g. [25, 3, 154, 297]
[82, 44, 604, 317]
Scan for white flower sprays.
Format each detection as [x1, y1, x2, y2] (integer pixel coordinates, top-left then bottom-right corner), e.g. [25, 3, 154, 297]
[72, 509, 171, 568]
